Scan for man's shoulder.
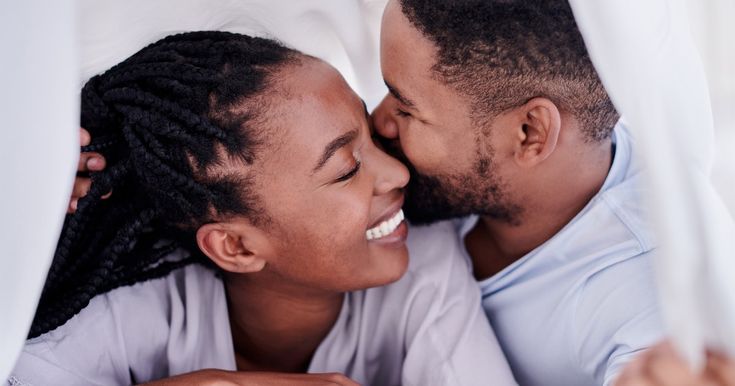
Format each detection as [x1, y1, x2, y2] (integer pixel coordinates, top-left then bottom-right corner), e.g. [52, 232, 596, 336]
[573, 248, 661, 324]
[546, 176, 657, 269]
[599, 167, 656, 247]
[548, 189, 663, 352]
[597, 119, 656, 251]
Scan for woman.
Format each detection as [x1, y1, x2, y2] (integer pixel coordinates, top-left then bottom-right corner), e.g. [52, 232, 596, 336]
[8, 31, 515, 385]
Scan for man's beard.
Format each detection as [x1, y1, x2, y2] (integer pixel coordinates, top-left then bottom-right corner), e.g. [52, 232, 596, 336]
[378, 134, 521, 225]
[402, 160, 522, 225]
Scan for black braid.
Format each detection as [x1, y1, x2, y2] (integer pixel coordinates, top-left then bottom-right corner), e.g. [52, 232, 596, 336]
[29, 31, 300, 339]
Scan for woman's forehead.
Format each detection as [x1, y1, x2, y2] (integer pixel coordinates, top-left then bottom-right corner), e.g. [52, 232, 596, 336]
[258, 60, 366, 167]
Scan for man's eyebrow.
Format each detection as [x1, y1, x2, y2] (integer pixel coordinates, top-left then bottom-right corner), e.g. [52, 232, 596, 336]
[384, 80, 416, 108]
[313, 129, 359, 173]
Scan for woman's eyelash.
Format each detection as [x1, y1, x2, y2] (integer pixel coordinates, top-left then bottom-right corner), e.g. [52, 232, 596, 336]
[336, 160, 361, 182]
[395, 109, 411, 117]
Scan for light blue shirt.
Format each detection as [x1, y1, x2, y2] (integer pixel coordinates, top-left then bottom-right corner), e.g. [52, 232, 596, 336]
[457, 122, 664, 386]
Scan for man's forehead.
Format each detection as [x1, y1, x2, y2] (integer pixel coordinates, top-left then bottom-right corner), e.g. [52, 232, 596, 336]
[381, 0, 415, 42]
[380, 1, 441, 84]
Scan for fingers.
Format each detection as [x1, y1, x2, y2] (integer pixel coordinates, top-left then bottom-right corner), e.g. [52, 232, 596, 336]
[71, 127, 110, 213]
[72, 177, 92, 198]
[643, 343, 701, 386]
[68, 177, 92, 213]
[231, 372, 361, 386]
[80, 127, 91, 146]
[615, 375, 657, 386]
[321, 373, 361, 386]
[615, 342, 705, 386]
[615, 349, 658, 386]
[67, 199, 78, 214]
[621, 341, 735, 386]
[275, 373, 360, 386]
[79, 127, 106, 173]
[78, 152, 106, 173]
[705, 351, 735, 386]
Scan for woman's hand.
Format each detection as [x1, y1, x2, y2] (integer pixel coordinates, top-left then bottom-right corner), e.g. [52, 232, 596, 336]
[69, 127, 107, 213]
[139, 369, 361, 386]
[615, 341, 735, 386]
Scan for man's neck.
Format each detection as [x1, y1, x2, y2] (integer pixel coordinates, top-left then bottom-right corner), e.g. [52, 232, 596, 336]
[468, 139, 613, 280]
[224, 273, 344, 373]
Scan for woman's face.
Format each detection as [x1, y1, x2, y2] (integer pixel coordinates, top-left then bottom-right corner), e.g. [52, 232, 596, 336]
[245, 58, 410, 293]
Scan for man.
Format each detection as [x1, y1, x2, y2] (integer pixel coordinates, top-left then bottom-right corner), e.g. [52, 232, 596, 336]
[370, 0, 721, 385]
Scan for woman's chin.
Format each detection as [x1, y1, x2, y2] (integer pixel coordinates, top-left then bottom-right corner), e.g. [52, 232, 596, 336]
[381, 249, 410, 285]
[362, 246, 410, 290]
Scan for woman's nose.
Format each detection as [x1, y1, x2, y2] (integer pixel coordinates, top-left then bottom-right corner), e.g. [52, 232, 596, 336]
[371, 143, 410, 196]
[371, 95, 399, 140]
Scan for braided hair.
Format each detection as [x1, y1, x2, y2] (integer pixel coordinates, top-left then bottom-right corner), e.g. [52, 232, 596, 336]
[29, 31, 300, 338]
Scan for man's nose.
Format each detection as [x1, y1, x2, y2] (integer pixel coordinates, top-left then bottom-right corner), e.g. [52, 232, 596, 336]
[372, 95, 399, 140]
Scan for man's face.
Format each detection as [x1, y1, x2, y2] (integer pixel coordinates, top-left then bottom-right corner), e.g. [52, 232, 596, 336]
[372, 0, 521, 225]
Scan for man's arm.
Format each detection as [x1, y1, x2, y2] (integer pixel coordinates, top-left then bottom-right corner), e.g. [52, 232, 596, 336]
[138, 370, 359, 386]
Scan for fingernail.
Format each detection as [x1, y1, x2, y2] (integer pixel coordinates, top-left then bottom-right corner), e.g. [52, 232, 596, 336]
[87, 157, 101, 170]
[70, 199, 78, 211]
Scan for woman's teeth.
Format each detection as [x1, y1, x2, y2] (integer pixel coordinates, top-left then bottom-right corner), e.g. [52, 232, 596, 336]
[366, 209, 405, 241]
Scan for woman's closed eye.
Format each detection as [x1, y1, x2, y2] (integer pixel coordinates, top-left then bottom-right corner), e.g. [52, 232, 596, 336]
[335, 160, 361, 183]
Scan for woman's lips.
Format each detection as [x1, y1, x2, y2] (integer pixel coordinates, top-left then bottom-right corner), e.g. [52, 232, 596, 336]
[367, 218, 408, 245]
[366, 209, 404, 240]
[365, 194, 407, 244]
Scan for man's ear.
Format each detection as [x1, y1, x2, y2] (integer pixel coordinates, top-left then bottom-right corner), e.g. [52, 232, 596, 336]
[513, 97, 561, 167]
[196, 222, 270, 274]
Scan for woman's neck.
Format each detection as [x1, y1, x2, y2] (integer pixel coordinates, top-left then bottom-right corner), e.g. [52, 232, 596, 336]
[224, 273, 344, 373]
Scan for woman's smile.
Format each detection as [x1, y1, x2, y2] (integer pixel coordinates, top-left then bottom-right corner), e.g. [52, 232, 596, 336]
[366, 194, 408, 245]
[366, 208, 405, 241]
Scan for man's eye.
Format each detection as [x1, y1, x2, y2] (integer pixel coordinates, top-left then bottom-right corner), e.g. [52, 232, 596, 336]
[395, 108, 411, 118]
[335, 161, 361, 182]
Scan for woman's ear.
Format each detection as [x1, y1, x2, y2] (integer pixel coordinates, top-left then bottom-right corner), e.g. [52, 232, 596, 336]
[196, 222, 270, 274]
[513, 97, 562, 167]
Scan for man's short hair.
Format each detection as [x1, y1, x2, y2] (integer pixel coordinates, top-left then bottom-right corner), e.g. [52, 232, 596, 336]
[399, 0, 619, 141]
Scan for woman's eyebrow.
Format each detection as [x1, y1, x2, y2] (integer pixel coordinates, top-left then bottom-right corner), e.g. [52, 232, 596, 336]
[312, 129, 359, 173]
